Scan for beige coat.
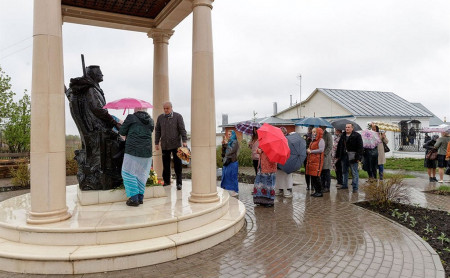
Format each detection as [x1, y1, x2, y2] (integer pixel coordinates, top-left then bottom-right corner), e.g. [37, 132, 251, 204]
[377, 135, 389, 165]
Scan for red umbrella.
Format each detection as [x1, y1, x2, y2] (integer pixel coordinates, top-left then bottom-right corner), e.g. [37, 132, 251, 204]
[104, 98, 153, 114]
[257, 123, 290, 164]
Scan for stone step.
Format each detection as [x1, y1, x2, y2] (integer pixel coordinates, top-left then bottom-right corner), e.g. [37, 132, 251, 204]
[0, 197, 245, 274]
[0, 185, 230, 246]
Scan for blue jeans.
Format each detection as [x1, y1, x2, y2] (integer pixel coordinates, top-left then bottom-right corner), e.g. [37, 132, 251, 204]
[378, 164, 384, 180]
[341, 157, 359, 190]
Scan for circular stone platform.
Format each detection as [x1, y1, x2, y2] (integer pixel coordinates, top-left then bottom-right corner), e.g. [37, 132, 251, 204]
[0, 182, 245, 274]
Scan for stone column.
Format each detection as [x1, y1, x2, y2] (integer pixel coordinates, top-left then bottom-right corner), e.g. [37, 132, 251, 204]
[189, 0, 219, 203]
[28, 0, 71, 224]
[147, 29, 174, 181]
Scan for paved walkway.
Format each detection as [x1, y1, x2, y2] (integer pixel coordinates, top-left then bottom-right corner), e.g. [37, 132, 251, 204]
[0, 170, 448, 278]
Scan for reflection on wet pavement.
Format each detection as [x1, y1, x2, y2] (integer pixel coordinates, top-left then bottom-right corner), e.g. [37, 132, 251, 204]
[0, 170, 447, 278]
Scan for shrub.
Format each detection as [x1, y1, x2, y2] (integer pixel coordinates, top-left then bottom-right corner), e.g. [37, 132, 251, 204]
[66, 159, 78, 176]
[237, 140, 252, 167]
[10, 163, 30, 187]
[362, 174, 409, 206]
[216, 145, 223, 168]
[216, 140, 253, 168]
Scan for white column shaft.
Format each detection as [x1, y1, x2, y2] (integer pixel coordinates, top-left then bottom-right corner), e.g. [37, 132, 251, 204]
[148, 29, 173, 180]
[189, 0, 219, 203]
[28, 0, 70, 224]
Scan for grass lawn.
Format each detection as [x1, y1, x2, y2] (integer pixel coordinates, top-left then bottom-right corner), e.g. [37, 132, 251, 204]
[438, 185, 450, 193]
[385, 158, 426, 172]
[298, 166, 415, 179]
[330, 170, 415, 179]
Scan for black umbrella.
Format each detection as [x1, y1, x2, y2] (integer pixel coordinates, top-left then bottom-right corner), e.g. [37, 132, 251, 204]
[331, 119, 362, 131]
[278, 133, 307, 174]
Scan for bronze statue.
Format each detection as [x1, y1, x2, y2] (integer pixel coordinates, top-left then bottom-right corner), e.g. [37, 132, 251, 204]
[65, 64, 124, 190]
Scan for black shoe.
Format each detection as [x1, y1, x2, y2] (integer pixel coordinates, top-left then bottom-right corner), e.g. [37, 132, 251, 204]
[126, 198, 139, 207]
[163, 183, 170, 187]
[429, 177, 435, 182]
[432, 177, 438, 182]
[176, 184, 182, 190]
[323, 188, 330, 193]
[306, 186, 310, 190]
[310, 192, 316, 196]
[312, 193, 323, 197]
[338, 186, 348, 190]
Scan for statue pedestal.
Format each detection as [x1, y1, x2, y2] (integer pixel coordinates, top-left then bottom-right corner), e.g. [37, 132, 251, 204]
[77, 186, 167, 206]
[0, 183, 245, 274]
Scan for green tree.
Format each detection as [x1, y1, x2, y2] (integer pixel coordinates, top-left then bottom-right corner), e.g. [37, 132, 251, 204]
[0, 66, 14, 122]
[0, 66, 30, 152]
[3, 93, 31, 152]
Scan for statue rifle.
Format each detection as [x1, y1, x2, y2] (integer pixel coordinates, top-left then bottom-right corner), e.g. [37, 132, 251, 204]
[81, 54, 86, 77]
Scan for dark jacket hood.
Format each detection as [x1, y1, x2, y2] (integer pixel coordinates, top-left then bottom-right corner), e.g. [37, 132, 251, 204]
[134, 111, 151, 125]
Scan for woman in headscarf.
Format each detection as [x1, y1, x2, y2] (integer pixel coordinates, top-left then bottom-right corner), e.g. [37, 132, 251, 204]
[221, 130, 240, 196]
[304, 125, 314, 190]
[306, 127, 325, 197]
[423, 135, 439, 182]
[253, 146, 277, 207]
[119, 107, 154, 206]
[275, 127, 293, 198]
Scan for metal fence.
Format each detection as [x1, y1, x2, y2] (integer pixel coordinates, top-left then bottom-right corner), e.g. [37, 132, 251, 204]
[394, 128, 441, 152]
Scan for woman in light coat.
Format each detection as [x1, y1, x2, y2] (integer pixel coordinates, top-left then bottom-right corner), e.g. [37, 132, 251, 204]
[373, 125, 389, 180]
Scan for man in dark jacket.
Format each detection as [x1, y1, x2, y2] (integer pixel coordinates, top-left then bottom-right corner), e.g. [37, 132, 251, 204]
[335, 123, 363, 193]
[155, 102, 188, 190]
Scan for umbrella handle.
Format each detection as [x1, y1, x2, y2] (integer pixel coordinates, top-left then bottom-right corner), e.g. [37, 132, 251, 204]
[123, 108, 126, 115]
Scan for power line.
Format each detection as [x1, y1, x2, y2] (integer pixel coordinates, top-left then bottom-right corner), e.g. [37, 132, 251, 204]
[0, 36, 32, 52]
[0, 44, 32, 61]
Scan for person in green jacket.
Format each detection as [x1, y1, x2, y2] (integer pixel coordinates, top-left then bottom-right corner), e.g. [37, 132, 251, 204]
[119, 108, 154, 206]
[434, 131, 450, 183]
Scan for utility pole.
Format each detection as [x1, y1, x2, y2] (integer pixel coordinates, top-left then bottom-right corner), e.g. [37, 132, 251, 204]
[297, 74, 302, 118]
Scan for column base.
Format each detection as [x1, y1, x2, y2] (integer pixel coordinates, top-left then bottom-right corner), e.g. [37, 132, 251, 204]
[189, 192, 219, 203]
[27, 207, 71, 224]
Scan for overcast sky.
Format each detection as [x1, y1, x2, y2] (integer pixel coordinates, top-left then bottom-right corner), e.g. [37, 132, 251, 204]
[1, 0, 449, 135]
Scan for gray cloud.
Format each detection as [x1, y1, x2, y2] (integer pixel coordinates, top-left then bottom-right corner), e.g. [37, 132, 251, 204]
[1, 0, 449, 136]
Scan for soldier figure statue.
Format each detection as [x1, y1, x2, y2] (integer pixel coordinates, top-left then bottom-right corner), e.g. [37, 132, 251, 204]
[65, 65, 124, 190]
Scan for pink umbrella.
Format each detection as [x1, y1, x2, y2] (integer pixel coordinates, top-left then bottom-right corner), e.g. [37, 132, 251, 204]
[358, 129, 381, 149]
[104, 98, 153, 114]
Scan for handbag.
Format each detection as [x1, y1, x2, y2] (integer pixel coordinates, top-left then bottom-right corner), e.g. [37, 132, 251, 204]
[425, 149, 438, 161]
[383, 142, 390, 153]
[347, 151, 356, 162]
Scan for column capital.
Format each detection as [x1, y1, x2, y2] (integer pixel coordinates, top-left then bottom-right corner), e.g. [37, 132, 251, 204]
[191, 0, 214, 9]
[147, 29, 174, 44]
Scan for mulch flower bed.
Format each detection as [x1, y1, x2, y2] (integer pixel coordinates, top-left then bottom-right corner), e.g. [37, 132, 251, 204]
[425, 190, 450, 196]
[356, 201, 450, 276]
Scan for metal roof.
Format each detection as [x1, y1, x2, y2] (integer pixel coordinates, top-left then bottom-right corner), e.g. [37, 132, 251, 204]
[220, 117, 295, 127]
[317, 88, 433, 117]
[411, 103, 444, 126]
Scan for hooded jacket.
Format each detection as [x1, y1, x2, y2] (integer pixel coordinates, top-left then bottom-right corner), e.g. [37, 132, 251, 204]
[119, 111, 154, 158]
[306, 128, 324, 177]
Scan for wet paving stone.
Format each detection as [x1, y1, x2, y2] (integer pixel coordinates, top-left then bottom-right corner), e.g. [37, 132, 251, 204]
[0, 170, 448, 278]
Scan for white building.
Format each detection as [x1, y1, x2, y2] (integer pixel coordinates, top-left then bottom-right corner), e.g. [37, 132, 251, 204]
[275, 88, 436, 157]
